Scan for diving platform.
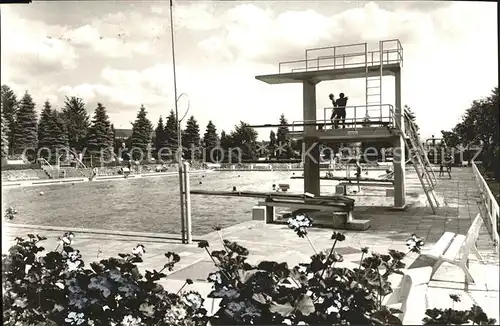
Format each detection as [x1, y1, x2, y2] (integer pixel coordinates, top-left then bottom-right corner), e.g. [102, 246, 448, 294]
[255, 40, 403, 84]
[254, 39, 407, 211]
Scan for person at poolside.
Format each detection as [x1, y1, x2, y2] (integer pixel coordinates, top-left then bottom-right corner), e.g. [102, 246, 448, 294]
[439, 161, 444, 177]
[329, 94, 339, 129]
[334, 93, 349, 129]
[354, 160, 362, 192]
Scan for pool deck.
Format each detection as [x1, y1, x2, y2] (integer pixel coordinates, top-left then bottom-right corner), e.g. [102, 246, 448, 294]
[3, 167, 499, 324]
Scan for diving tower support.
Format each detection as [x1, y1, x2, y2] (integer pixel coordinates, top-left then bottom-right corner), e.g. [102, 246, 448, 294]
[255, 39, 406, 209]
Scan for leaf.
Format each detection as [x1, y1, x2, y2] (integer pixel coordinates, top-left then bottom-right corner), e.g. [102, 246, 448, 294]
[269, 302, 295, 317]
[296, 294, 315, 316]
[139, 303, 155, 317]
[252, 293, 271, 304]
[238, 269, 261, 284]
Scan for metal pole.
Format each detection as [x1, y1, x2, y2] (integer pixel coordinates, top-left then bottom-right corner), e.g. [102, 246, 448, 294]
[169, 0, 186, 244]
[183, 161, 192, 244]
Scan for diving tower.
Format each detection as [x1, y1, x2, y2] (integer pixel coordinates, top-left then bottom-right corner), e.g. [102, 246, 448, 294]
[255, 39, 407, 209]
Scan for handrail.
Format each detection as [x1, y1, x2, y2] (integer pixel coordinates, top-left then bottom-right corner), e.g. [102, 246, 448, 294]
[323, 104, 394, 126]
[39, 158, 53, 169]
[471, 161, 499, 250]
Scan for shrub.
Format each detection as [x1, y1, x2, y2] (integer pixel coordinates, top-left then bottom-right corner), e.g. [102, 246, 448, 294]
[3, 210, 497, 325]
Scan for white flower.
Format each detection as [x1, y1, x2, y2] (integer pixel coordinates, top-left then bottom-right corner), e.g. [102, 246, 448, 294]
[65, 311, 85, 325]
[121, 315, 142, 326]
[67, 260, 82, 271]
[25, 264, 32, 274]
[55, 282, 64, 290]
[87, 320, 95, 326]
[132, 244, 145, 255]
[283, 318, 292, 325]
[326, 305, 339, 314]
[182, 292, 203, 310]
[103, 305, 110, 311]
[115, 294, 123, 301]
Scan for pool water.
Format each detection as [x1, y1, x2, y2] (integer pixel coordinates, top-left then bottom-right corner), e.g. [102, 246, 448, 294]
[2, 170, 385, 236]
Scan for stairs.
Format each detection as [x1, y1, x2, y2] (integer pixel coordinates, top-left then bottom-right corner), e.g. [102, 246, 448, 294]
[403, 109, 440, 214]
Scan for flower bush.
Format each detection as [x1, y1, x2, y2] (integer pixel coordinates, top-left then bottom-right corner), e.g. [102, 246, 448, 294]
[3, 209, 497, 325]
[2, 233, 208, 326]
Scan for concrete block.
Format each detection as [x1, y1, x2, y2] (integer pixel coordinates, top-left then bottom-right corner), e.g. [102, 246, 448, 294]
[335, 185, 346, 195]
[252, 206, 266, 221]
[345, 219, 371, 230]
[386, 188, 394, 197]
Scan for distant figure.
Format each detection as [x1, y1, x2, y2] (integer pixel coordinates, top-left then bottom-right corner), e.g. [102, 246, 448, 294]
[334, 93, 349, 129]
[439, 161, 444, 177]
[354, 161, 362, 192]
[444, 154, 452, 179]
[329, 94, 338, 129]
[90, 167, 98, 181]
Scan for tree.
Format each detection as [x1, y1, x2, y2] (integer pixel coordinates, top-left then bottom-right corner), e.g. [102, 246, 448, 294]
[1, 109, 8, 159]
[13, 91, 38, 157]
[37, 101, 56, 159]
[229, 121, 258, 161]
[182, 115, 201, 160]
[61, 96, 90, 152]
[154, 116, 168, 160]
[220, 130, 230, 162]
[269, 130, 277, 158]
[276, 114, 294, 159]
[164, 110, 178, 154]
[87, 103, 114, 160]
[1, 85, 18, 155]
[130, 105, 153, 161]
[203, 120, 220, 162]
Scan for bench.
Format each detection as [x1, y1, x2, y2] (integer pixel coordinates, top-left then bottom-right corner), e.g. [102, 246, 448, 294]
[423, 213, 484, 283]
[257, 195, 370, 231]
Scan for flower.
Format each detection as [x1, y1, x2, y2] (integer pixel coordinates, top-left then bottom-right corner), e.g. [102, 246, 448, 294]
[65, 311, 85, 325]
[331, 232, 346, 241]
[132, 244, 145, 255]
[182, 291, 204, 310]
[121, 315, 142, 326]
[207, 271, 222, 284]
[186, 278, 193, 285]
[449, 294, 461, 302]
[198, 240, 209, 248]
[213, 225, 222, 231]
[67, 260, 82, 271]
[361, 247, 369, 254]
[287, 214, 313, 238]
[406, 234, 424, 253]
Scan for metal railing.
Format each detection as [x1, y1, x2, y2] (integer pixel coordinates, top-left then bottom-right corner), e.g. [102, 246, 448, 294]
[471, 161, 499, 249]
[322, 103, 394, 126]
[278, 39, 403, 74]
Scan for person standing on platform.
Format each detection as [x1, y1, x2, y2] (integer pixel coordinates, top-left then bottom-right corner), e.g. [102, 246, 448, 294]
[335, 93, 349, 129]
[329, 94, 339, 129]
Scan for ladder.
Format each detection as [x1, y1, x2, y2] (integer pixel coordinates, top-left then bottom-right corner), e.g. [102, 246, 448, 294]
[404, 109, 438, 186]
[365, 41, 383, 120]
[403, 112, 440, 214]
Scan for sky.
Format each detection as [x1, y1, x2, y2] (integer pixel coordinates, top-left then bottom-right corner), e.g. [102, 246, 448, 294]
[0, 1, 497, 141]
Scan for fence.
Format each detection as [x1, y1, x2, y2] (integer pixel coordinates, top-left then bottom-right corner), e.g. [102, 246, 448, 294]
[471, 161, 499, 249]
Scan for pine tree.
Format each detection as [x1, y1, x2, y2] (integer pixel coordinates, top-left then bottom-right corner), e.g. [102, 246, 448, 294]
[220, 130, 230, 162]
[13, 91, 38, 157]
[61, 96, 90, 152]
[277, 114, 294, 159]
[1, 109, 8, 159]
[269, 130, 277, 158]
[37, 101, 56, 159]
[182, 115, 201, 160]
[203, 120, 220, 162]
[52, 110, 69, 150]
[87, 103, 114, 159]
[230, 121, 258, 161]
[130, 105, 153, 161]
[154, 116, 167, 160]
[164, 109, 178, 153]
[1, 85, 18, 155]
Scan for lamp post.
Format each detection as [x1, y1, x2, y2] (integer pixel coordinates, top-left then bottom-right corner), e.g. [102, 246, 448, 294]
[169, 0, 187, 243]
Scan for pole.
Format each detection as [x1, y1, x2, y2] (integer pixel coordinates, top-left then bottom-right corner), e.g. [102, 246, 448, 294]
[169, 0, 186, 244]
[183, 161, 192, 244]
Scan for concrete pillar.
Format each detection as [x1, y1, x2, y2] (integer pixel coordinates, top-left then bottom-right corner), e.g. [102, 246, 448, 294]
[393, 135, 406, 209]
[303, 80, 320, 195]
[395, 70, 404, 134]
